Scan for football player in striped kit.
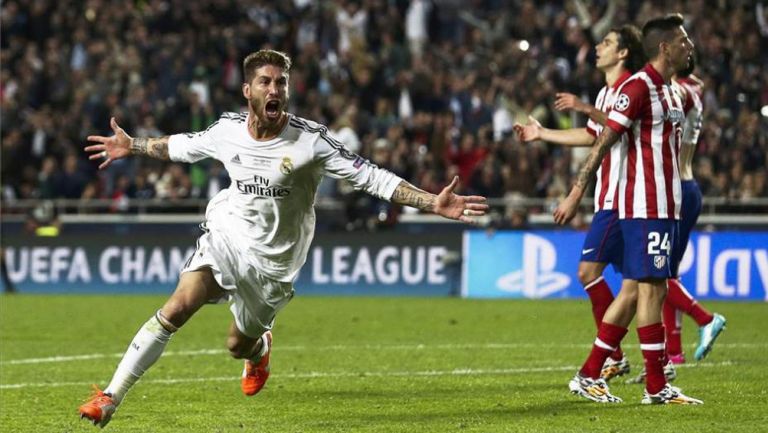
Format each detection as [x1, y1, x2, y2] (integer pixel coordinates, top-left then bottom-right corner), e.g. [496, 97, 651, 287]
[514, 25, 645, 383]
[555, 14, 703, 405]
[626, 56, 726, 384]
[664, 58, 726, 365]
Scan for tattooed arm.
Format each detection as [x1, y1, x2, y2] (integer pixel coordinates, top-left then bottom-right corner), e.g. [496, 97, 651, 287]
[391, 181, 436, 212]
[129, 136, 170, 160]
[553, 128, 621, 225]
[391, 177, 489, 224]
[85, 117, 170, 170]
[572, 128, 621, 191]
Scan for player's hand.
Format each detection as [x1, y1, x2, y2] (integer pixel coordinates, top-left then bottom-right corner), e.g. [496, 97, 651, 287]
[553, 189, 581, 225]
[512, 115, 542, 142]
[554, 93, 588, 113]
[85, 117, 132, 170]
[434, 176, 489, 224]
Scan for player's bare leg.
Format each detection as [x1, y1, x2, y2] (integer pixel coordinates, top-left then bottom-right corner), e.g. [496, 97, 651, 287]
[79, 268, 225, 427]
[229, 322, 273, 396]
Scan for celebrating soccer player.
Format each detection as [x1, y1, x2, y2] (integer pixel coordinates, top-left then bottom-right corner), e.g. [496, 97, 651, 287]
[78, 49, 488, 427]
[554, 14, 703, 404]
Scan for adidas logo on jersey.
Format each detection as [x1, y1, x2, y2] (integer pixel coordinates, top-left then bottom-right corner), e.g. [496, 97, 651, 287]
[231, 154, 242, 164]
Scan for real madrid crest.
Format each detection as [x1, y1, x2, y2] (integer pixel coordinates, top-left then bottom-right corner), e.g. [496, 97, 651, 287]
[280, 157, 293, 175]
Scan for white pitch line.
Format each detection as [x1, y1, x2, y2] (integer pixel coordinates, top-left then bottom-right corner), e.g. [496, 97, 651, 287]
[0, 349, 227, 366]
[0, 361, 734, 390]
[1, 343, 763, 366]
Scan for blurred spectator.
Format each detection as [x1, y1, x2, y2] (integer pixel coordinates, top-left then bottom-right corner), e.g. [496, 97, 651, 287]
[0, 0, 766, 224]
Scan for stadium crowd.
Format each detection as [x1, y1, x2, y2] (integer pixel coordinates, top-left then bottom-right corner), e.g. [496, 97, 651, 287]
[2, 0, 767, 227]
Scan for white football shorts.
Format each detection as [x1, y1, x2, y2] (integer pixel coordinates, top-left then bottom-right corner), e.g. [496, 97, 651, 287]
[180, 224, 295, 338]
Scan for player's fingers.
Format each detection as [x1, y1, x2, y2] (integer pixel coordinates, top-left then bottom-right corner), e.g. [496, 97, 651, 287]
[98, 159, 111, 170]
[84, 144, 105, 152]
[459, 215, 479, 225]
[553, 209, 563, 225]
[443, 176, 459, 193]
[527, 115, 537, 124]
[464, 197, 488, 205]
[110, 117, 120, 133]
[461, 209, 487, 218]
[88, 153, 104, 161]
[462, 209, 485, 216]
[86, 136, 109, 144]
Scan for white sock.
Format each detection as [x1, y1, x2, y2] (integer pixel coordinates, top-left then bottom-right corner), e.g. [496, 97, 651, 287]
[248, 333, 270, 363]
[105, 313, 174, 405]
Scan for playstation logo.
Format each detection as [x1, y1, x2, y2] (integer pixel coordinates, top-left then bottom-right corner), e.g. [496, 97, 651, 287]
[495, 234, 571, 298]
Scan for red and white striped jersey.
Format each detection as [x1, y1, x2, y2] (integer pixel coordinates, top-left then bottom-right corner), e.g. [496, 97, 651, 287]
[673, 77, 704, 145]
[605, 64, 685, 220]
[586, 71, 631, 212]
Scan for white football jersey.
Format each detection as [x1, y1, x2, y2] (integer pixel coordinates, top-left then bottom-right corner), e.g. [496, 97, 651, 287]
[168, 112, 403, 282]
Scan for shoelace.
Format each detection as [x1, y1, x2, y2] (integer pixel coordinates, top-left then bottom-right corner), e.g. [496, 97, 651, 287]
[83, 385, 106, 402]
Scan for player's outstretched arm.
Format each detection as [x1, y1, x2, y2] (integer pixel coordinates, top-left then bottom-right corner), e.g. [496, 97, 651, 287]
[513, 115, 593, 146]
[554, 93, 607, 126]
[390, 177, 489, 224]
[553, 128, 621, 225]
[85, 117, 170, 170]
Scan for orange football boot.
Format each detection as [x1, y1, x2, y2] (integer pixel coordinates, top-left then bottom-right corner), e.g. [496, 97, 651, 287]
[241, 331, 272, 396]
[78, 385, 116, 428]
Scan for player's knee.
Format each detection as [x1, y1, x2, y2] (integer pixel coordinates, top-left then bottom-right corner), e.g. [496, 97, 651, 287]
[617, 288, 638, 306]
[577, 265, 601, 286]
[159, 300, 192, 329]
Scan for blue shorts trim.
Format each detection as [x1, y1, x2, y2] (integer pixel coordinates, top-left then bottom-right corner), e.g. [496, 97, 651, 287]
[581, 210, 623, 273]
[620, 219, 677, 280]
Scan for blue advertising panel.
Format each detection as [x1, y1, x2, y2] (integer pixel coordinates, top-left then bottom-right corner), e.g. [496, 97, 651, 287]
[1, 223, 461, 296]
[462, 230, 768, 301]
[296, 232, 461, 296]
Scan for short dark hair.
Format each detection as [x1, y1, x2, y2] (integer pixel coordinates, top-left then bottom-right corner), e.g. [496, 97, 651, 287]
[610, 24, 646, 73]
[641, 13, 685, 60]
[242, 50, 292, 83]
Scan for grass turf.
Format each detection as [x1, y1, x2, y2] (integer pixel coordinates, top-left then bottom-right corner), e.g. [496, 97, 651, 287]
[1, 295, 767, 432]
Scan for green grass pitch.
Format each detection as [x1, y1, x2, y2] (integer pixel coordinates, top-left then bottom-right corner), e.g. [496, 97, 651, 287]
[1, 295, 767, 432]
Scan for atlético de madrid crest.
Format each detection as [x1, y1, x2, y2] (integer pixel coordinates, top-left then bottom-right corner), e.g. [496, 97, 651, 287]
[280, 157, 293, 175]
[653, 255, 667, 270]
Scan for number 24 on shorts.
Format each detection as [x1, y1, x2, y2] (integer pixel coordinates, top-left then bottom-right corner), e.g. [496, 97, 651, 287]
[647, 231, 671, 255]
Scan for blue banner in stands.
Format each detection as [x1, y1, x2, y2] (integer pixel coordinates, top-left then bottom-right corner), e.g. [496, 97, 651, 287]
[462, 230, 768, 301]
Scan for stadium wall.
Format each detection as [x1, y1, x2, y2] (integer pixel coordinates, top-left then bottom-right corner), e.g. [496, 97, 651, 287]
[2, 222, 766, 301]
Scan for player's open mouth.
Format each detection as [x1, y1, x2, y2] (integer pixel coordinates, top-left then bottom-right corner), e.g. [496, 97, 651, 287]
[265, 100, 280, 119]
